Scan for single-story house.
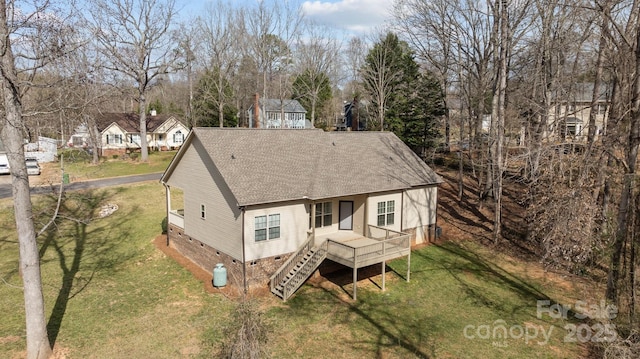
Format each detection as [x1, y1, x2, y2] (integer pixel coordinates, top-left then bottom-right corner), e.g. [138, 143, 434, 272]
[68, 111, 189, 157]
[160, 128, 442, 300]
[247, 95, 311, 129]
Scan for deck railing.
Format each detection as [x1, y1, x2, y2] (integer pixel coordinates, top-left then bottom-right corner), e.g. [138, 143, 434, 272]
[269, 233, 314, 294]
[280, 240, 327, 300]
[168, 209, 184, 228]
[326, 226, 411, 268]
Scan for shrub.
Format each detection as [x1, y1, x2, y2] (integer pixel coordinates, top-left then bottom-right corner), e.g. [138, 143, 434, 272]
[59, 148, 92, 163]
[161, 217, 167, 234]
[219, 300, 269, 359]
[130, 153, 139, 161]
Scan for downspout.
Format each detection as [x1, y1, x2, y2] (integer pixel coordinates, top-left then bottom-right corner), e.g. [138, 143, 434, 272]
[310, 200, 315, 246]
[364, 194, 369, 237]
[400, 190, 405, 233]
[240, 206, 247, 294]
[162, 181, 170, 246]
[434, 185, 439, 241]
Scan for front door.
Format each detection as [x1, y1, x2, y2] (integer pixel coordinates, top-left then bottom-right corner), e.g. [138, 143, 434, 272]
[339, 201, 354, 230]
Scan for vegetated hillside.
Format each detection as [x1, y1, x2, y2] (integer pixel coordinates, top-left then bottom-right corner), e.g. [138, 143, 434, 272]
[432, 154, 532, 257]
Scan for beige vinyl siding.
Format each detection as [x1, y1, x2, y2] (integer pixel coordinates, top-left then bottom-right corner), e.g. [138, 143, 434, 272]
[403, 186, 438, 244]
[102, 124, 127, 151]
[366, 192, 402, 232]
[166, 137, 243, 259]
[350, 195, 367, 235]
[244, 201, 309, 261]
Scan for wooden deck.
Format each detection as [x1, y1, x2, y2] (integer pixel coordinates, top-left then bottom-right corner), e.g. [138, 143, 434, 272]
[321, 234, 410, 269]
[271, 226, 412, 301]
[315, 226, 412, 300]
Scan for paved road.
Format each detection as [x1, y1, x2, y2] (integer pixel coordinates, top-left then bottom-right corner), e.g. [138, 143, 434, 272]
[0, 172, 163, 199]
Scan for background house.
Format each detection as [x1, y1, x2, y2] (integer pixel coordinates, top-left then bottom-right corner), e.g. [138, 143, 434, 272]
[247, 95, 311, 129]
[69, 111, 189, 157]
[161, 128, 442, 297]
[549, 83, 610, 141]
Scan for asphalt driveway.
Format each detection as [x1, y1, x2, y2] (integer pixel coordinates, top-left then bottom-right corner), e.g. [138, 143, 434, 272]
[0, 172, 163, 199]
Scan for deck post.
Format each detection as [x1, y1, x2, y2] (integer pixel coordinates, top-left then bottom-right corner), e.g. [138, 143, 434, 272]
[407, 250, 411, 283]
[352, 266, 357, 300]
[382, 260, 386, 291]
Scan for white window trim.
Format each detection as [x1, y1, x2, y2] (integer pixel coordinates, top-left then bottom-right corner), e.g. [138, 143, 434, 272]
[377, 200, 395, 227]
[255, 214, 280, 242]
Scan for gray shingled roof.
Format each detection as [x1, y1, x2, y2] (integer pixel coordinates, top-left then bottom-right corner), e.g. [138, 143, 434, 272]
[168, 128, 442, 207]
[254, 99, 307, 113]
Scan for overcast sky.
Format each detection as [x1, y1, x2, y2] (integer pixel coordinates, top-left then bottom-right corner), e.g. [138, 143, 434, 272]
[178, 0, 393, 36]
[301, 0, 393, 34]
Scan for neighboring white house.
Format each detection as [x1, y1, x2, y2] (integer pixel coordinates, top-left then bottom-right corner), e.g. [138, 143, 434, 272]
[247, 95, 311, 129]
[68, 112, 189, 157]
[160, 128, 442, 300]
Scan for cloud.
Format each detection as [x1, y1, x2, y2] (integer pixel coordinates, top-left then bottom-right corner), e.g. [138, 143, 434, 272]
[301, 0, 392, 34]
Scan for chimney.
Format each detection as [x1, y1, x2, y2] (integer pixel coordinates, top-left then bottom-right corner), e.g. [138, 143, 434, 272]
[253, 93, 260, 128]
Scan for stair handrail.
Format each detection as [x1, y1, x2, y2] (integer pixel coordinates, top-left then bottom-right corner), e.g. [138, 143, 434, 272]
[269, 232, 314, 293]
[282, 240, 328, 301]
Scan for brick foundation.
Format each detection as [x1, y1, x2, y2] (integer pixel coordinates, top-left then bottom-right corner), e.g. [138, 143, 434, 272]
[167, 224, 291, 289]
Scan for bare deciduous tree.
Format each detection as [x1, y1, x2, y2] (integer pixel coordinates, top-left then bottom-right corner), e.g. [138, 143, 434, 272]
[88, 0, 180, 162]
[292, 21, 341, 127]
[196, 0, 242, 128]
[0, 0, 76, 357]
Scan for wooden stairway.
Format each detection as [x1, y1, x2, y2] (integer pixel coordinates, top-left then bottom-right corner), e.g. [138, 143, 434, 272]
[270, 239, 327, 301]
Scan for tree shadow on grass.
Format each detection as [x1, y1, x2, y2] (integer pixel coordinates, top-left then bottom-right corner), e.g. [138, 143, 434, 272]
[34, 188, 137, 345]
[411, 241, 572, 326]
[288, 265, 434, 358]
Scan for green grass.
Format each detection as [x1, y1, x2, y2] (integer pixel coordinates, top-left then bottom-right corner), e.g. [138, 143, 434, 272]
[51, 150, 176, 181]
[0, 181, 591, 358]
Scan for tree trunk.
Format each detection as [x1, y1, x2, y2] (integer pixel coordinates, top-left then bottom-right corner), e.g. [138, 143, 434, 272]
[490, 0, 509, 242]
[587, 1, 609, 146]
[607, 24, 640, 303]
[139, 91, 149, 161]
[0, 2, 52, 357]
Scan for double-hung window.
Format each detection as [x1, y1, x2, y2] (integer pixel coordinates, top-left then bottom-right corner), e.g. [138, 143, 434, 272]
[315, 202, 332, 228]
[377, 200, 395, 227]
[128, 134, 141, 145]
[173, 130, 184, 144]
[255, 214, 280, 242]
[106, 134, 123, 144]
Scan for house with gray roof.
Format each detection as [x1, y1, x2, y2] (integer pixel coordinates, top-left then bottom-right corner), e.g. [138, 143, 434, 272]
[68, 111, 189, 157]
[160, 128, 442, 300]
[549, 83, 610, 140]
[247, 95, 311, 129]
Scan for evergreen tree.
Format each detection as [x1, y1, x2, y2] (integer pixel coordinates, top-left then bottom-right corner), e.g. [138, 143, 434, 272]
[193, 68, 238, 127]
[362, 32, 444, 156]
[292, 69, 332, 127]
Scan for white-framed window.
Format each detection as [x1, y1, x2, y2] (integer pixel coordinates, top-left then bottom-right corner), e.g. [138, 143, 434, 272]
[315, 202, 332, 228]
[377, 200, 395, 227]
[255, 214, 280, 242]
[200, 204, 206, 219]
[106, 134, 123, 144]
[127, 134, 141, 145]
[173, 130, 184, 144]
